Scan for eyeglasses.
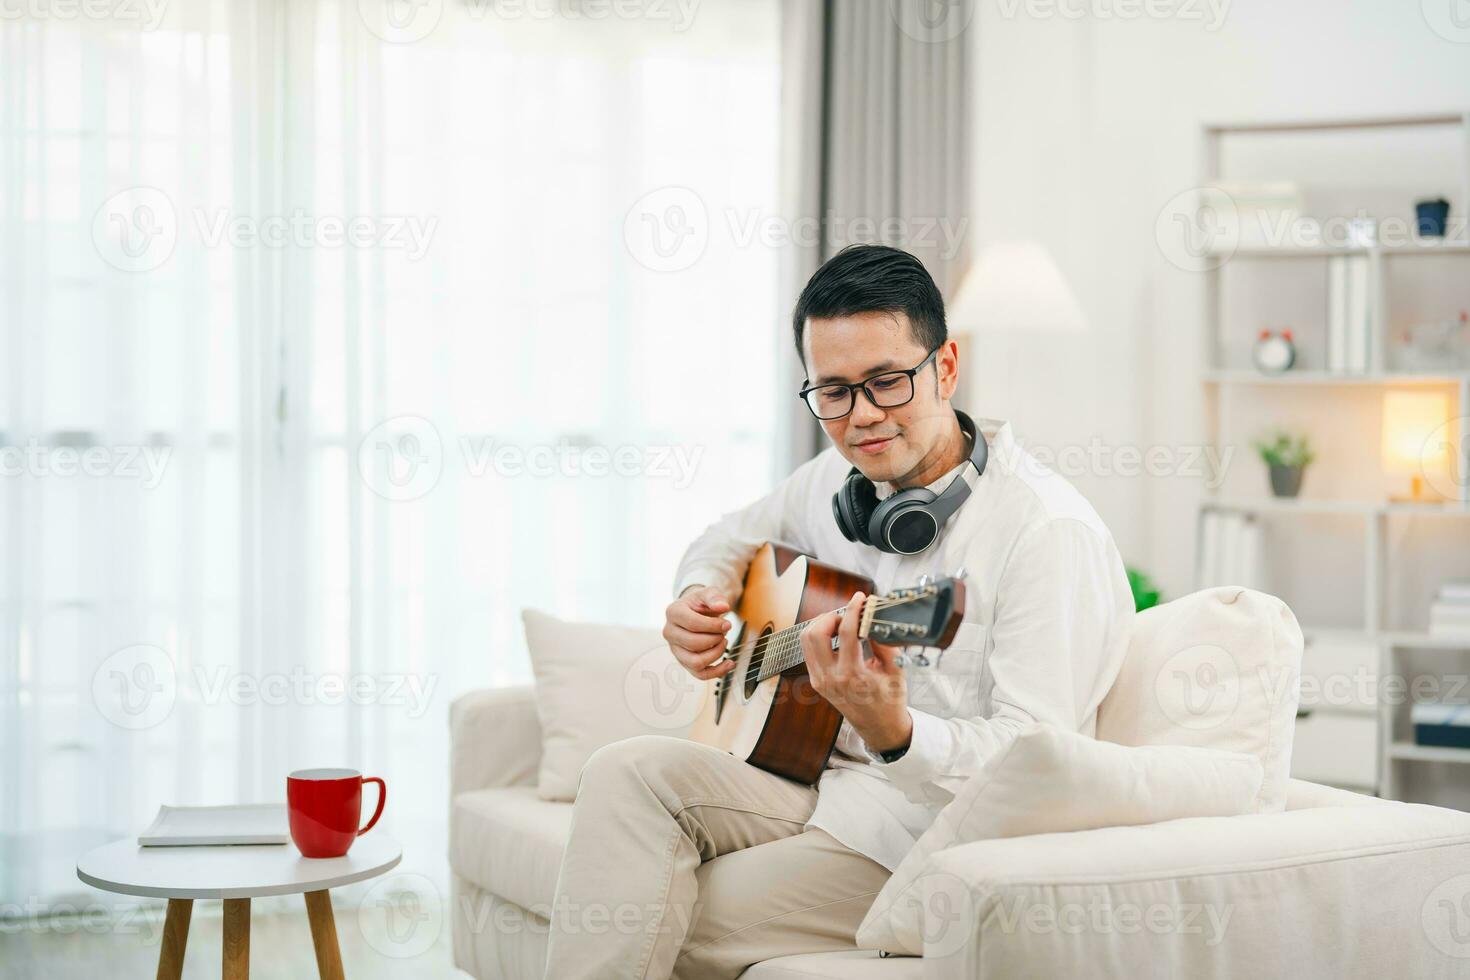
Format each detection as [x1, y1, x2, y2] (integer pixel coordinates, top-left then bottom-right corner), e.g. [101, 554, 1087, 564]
[797, 347, 939, 421]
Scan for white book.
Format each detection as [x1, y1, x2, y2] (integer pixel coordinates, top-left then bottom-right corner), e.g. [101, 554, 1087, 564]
[1431, 608, 1470, 626]
[138, 803, 290, 847]
[1327, 256, 1346, 373]
[1238, 516, 1262, 589]
[1219, 513, 1239, 586]
[1347, 256, 1370, 374]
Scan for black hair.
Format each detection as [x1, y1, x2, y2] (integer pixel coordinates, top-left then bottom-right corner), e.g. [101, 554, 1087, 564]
[791, 244, 947, 365]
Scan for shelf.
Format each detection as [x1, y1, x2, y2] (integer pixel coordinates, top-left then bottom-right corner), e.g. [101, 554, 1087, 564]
[1379, 242, 1470, 256]
[1389, 742, 1470, 764]
[1205, 113, 1468, 134]
[1219, 244, 1368, 259]
[1203, 369, 1470, 386]
[1203, 497, 1470, 517]
[1211, 242, 1470, 260]
[1382, 631, 1470, 650]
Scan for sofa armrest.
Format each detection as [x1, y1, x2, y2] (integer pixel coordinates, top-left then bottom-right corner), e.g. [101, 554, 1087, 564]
[916, 802, 1470, 979]
[450, 685, 542, 797]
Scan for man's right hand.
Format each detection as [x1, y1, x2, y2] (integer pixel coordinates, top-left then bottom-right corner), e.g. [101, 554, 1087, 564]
[663, 585, 735, 681]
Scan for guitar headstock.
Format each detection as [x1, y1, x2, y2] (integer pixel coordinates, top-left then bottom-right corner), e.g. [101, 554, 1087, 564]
[860, 573, 966, 653]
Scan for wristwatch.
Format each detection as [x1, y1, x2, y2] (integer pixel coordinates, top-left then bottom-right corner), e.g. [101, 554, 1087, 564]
[876, 743, 909, 764]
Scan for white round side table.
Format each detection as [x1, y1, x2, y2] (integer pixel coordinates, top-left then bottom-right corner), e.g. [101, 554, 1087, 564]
[77, 833, 401, 979]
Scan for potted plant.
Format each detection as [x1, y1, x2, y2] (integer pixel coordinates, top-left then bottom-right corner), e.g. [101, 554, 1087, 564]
[1252, 430, 1316, 498]
[1127, 567, 1161, 612]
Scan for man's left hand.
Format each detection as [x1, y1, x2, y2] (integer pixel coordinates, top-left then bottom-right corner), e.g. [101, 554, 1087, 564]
[802, 591, 913, 754]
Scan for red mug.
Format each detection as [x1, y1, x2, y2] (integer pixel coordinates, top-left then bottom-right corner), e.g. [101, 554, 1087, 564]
[287, 768, 386, 858]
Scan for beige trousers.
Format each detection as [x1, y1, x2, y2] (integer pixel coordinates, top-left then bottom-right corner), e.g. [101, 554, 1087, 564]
[541, 734, 891, 980]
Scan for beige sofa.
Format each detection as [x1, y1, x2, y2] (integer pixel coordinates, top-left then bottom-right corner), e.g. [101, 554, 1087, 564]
[452, 584, 1470, 978]
[450, 681, 1470, 978]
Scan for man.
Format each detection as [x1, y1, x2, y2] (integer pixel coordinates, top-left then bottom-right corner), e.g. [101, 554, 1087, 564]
[543, 244, 1134, 979]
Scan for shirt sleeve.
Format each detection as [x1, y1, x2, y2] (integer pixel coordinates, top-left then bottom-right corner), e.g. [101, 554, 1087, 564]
[870, 516, 1134, 806]
[670, 451, 834, 605]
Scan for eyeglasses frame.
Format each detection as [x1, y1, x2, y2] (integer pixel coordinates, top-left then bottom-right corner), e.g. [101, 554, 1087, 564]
[796, 346, 941, 421]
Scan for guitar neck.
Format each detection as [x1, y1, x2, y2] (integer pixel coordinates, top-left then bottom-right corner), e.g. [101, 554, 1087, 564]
[753, 604, 875, 682]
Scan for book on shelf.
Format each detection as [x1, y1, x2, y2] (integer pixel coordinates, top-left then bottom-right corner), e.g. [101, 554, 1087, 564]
[1326, 254, 1372, 374]
[1437, 580, 1470, 602]
[1429, 605, 1470, 635]
[1196, 510, 1263, 589]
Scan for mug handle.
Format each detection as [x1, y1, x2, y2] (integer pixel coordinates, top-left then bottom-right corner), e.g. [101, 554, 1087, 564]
[358, 776, 386, 836]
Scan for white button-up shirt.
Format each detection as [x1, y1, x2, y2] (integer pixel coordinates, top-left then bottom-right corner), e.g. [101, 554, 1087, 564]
[672, 417, 1135, 872]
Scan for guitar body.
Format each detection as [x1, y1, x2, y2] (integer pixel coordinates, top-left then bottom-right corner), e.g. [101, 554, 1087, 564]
[688, 542, 874, 785]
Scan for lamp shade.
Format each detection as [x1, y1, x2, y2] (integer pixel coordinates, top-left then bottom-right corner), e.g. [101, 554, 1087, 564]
[1381, 390, 1449, 475]
[947, 241, 1088, 333]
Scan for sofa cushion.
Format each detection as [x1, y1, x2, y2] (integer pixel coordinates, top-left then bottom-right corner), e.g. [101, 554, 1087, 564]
[451, 785, 573, 911]
[523, 609, 698, 801]
[855, 724, 1263, 956]
[1096, 585, 1302, 813]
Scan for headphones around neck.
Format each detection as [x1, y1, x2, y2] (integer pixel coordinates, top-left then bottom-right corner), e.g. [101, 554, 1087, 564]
[831, 410, 988, 556]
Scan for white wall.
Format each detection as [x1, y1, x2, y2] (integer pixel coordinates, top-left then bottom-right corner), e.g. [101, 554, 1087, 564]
[964, 0, 1470, 599]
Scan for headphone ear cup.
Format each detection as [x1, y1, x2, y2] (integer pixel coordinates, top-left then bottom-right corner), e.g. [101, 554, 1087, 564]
[833, 472, 879, 545]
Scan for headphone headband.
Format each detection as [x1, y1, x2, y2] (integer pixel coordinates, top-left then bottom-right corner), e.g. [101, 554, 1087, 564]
[831, 410, 988, 555]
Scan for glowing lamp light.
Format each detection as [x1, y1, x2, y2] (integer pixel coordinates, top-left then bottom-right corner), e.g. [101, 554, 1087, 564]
[1380, 390, 1449, 502]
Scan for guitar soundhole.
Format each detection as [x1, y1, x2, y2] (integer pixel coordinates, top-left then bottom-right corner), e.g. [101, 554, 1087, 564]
[743, 626, 773, 699]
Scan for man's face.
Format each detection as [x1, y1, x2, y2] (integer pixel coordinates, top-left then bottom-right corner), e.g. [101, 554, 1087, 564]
[801, 311, 958, 485]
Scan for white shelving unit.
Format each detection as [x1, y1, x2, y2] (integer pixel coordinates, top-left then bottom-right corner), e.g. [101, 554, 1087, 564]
[1196, 112, 1470, 802]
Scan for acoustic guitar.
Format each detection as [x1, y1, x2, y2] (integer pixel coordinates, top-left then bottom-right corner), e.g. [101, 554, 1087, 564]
[688, 541, 966, 784]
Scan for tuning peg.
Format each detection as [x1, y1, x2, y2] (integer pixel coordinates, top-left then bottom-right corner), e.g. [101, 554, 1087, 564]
[917, 574, 932, 588]
[895, 650, 931, 668]
[952, 566, 968, 582]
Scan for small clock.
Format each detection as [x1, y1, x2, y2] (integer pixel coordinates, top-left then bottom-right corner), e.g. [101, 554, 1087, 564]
[1253, 329, 1296, 375]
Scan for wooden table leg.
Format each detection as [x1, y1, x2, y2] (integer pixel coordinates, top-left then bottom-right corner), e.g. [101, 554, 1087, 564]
[304, 889, 345, 980]
[222, 897, 250, 980]
[155, 898, 193, 980]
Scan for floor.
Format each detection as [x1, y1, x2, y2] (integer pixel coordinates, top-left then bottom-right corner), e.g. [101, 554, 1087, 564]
[0, 897, 467, 979]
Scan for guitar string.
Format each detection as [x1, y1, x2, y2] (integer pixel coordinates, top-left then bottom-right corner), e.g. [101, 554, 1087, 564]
[715, 592, 936, 683]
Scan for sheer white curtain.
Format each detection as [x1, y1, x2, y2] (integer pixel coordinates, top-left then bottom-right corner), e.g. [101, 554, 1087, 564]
[0, 0, 780, 908]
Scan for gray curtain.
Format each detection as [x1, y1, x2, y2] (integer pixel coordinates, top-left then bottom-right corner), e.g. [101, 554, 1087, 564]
[776, 0, 974, 471]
